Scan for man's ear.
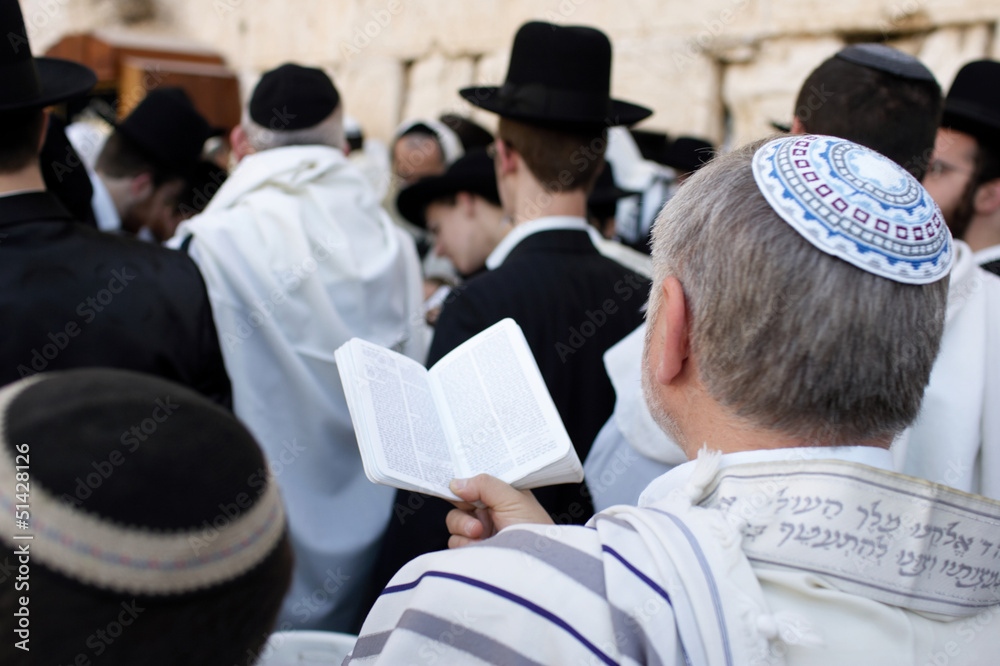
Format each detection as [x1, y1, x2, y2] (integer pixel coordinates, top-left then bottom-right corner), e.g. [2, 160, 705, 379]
[495, 138, 518, 178]
[37, 109, 51, 153]
[654, 276, 690, 387]
[790, 116, 807, 135]
[128, 172, 155, 202]
[973, 178, 1000, 216]
[456, 191, 476, 218]
[230, 125, 253, 162]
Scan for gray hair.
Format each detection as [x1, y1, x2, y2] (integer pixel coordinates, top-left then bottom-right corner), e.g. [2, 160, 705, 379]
[648, 139, 949, 445]
[242, 105, 345, 153]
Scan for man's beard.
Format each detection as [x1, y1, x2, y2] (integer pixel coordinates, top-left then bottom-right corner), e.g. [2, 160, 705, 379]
[945, 176, 980, 240]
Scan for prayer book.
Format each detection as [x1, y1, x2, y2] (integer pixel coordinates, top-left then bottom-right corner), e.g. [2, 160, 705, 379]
[335, 318, 584, 501]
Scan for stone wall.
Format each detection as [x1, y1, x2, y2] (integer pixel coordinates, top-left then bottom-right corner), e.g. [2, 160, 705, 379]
[22, 0, 1000, 147]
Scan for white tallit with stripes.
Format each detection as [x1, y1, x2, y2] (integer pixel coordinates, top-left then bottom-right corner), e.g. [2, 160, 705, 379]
[350, 448, 1000, 665]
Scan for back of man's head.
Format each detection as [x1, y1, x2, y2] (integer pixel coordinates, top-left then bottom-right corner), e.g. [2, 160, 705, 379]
[795, 45, 942, 179]
[498, 117, 607, 194]
[242, 63, 344, 153]
[650, 136, 950, 445]
[0, 108, 45, 174]
[96, 87, 213, 184]
[0, 369, 292, 666]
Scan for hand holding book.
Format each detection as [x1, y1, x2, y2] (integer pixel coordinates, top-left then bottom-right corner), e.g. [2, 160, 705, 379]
[335, 318, 584, 501]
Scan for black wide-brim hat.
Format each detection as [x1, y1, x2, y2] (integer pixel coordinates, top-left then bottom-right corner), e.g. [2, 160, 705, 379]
[942, 60, 1000, 152]
[663, 137, 715, 173]
[0, 0, 96, 112]
[397, 148, 501, 229]
[459, 21, 652, 131]
[630, 128, 671, 166]
[116, 87, 214, 175]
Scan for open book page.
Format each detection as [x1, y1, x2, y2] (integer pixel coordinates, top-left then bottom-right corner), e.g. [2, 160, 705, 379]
[429, 318, 576, 486]
[338, 339, 457, 499]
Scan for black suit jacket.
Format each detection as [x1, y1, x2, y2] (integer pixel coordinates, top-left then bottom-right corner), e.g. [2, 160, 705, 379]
[359, 228, 649, 627]
[0, 192, 231, 406]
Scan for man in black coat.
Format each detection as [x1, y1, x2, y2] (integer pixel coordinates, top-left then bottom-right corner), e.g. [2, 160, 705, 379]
[362, 21, 652, 622]
[0, 0, 230, 407]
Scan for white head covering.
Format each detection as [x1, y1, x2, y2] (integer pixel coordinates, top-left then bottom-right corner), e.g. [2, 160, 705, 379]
[394, 118, 465, 165]
[753, 134, 953, 284]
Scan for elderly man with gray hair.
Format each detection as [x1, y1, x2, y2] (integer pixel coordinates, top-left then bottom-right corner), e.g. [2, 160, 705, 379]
[168, 63, 425, 632]
[348, 136, 1000, 665]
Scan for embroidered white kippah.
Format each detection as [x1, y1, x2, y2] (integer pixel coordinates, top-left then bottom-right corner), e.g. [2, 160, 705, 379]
[752, 135, 953, 284]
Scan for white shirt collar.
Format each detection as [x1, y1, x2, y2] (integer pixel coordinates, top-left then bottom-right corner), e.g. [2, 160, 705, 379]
[638, 446, 895, 507]
[485, 215, 593, 270]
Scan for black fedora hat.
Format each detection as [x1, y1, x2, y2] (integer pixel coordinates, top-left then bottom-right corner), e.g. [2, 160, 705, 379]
[397, 148, 501, 229]
[0, 0, 96, 112]
[629, 128, 671, 165]
[116, 87, 213, 174]
[459, 21, 652, 131]
[942, 60, 1000, 151]
[663, 136, 715, 173]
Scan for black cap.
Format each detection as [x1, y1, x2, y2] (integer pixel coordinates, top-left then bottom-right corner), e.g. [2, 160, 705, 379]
[942, 60, 1000, 152]
[117, 87, 213, 174]
[249, 63, 340, 131]
[836, 43, 937, 82]
[0, 369, 287, 595]
[396, 148, 501, 228]
[0, 0, 96, 112]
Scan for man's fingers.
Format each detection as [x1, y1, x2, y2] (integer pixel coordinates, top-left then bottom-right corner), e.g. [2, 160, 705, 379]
[448, 534, 482, 549]
[446, 508, 484, 540]
[450, 474, 525, 508]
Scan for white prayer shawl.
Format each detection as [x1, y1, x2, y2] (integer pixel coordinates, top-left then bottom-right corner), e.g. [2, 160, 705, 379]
[893, 240, 1000, 498]
[351, 451, 1000, 665]
[170, 145, 426, 630]
[973, 243, 1000, 269]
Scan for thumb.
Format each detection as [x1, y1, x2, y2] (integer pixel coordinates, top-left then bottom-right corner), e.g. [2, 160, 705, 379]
[450, 474, 522, 508]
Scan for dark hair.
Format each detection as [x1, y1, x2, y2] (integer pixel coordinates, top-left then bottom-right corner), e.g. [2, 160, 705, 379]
[0, 536, 292, 666]
[949, 141, 1000, 239]
[795, 57, 942, 179]
[0, 108, 45, 173]
[498, 117, 606, 193]
[95, 131, 175, 185]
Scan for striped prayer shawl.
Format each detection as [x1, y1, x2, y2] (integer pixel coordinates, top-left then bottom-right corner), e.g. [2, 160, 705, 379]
[348, 478, 774, 666]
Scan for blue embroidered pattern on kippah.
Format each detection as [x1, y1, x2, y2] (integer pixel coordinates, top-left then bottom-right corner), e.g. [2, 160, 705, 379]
[753, 135, 952, 284]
